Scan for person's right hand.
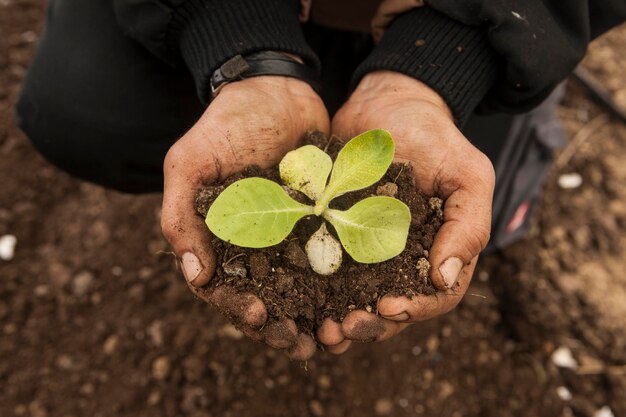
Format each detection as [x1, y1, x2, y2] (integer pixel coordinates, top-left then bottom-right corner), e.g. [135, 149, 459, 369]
[161, 74, 329, 360]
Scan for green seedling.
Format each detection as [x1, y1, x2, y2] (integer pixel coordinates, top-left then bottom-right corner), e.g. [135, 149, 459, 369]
[206, 129, 411, 274]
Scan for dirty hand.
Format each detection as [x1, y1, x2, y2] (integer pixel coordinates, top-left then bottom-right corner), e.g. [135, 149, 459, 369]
[318, 71, 495, 353]
[161, 75, 329, 360]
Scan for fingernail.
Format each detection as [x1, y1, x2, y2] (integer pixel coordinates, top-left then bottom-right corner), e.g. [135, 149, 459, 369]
[181, 252, 203, 285]
[439, 257, 463, 288]
[387, 312, 409, 321]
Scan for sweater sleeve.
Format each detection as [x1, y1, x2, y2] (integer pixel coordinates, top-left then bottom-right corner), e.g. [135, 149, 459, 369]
[114, 0, 319, 104]
[353, 6, 499, 126]
[354, 0, 626, 126]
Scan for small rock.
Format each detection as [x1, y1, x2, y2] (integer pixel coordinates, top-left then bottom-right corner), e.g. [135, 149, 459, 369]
[147, 391, 161, 406]
[152, 356, 171, 380]
[365, 305, 372, 313]
[417, 258, 431, 281]
[593, 406, 615, 417]
[285, 240, 309, 269]
[34, 285, 49, 297]
[218, 323, 244, 340]
[72, 271, 95, 296]
[309, 400, 324, 417]
[147, 321, 164, 347]
[0, 234, 17, 261]
[138, 267, 153, 280]
[317, 374, 331, 389]
[223, 260, 247, 278]
[79, 383, 95, 396]
[558, 173, 583, 189]
[426, 335, 439, 353]
[306, 223, 342, 275]
[556, 386, 572, 401]
[551, 346, 578, 369]
[56, 354, 74, 370]
[375, 398, 393, 416]
[103, 335, 119, 355]
[429, 197, 443, 211]
[376, 182, 398, 197]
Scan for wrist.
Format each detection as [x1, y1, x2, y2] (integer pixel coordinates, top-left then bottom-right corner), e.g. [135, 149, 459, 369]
[354, 71, 453, 120]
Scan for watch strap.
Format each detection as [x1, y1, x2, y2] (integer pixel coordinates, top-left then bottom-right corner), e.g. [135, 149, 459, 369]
[210, 51, 321, 99]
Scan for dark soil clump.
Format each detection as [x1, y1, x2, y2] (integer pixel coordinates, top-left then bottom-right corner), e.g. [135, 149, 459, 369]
[195, 132, 442, 335]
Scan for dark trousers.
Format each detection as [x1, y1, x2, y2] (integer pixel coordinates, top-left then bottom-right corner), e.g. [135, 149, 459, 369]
[17, 0, 564, 250]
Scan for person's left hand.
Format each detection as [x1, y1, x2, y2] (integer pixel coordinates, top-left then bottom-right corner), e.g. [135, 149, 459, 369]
[317, 71, 495, 354]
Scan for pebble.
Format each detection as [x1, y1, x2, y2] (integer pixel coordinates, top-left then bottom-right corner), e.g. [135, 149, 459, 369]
[593, 406, 615, 417]
[72, 271, 95, 296]
[56, 354, 74, 370]
[147, 321, 164, 346]
[103, 335, 119, 355]
[34, 285, 49, 297]
[0, 234, 17, 261]
[218, 323, 244, 340]
[376, 182, 398, 197]
[309, 400, 324, 417]
[152, 356, 171, 380]
[375, 398, 394, 416]
[551, 346, 578, 369]
[558, 173, 583, 189]
[556, 386, 572, 401]
[317, 374, 331, 389]
[222, 261, 247, 278]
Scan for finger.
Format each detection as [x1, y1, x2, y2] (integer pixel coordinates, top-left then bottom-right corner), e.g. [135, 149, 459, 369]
[162, 138, 221, 288]
[204, 286, 268, 328]
[379, 257, 477, 321]
[428, 149, 494, 290]
[286, 334, 317, 361]
[327, 339, 352, 355]
[341, 310, 397, 342]
[317, 318, 345, 346]
[263, 319, 298, 350]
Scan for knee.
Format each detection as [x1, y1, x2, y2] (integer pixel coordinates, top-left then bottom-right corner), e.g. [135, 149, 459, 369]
[16, 91, 166, 193]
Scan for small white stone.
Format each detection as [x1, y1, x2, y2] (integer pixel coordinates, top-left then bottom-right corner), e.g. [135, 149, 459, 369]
[556, 386, 572, 401]
[593, 406, 615, 417]
[305, 223, 342, 275]
[558, 173, 583, 189]
[0, 234, 17, 261]
[551, 346, 578, 369]
[218, 323, 244, 340]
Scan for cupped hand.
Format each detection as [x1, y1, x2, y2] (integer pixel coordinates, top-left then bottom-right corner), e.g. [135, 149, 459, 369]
[161, 75, 329, 360]
[318, 71, 495, 353]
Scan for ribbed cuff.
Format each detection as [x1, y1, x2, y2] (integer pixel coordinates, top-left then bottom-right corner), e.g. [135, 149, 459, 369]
[353, 7, 499, 126]
[169, 0, 320, 105]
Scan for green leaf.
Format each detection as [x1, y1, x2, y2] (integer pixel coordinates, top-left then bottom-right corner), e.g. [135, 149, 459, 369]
[206, 178, 313, 248]
[323, 196, 411, 263]
[279, 145, 332, 201]
[319, 129, 394, 208]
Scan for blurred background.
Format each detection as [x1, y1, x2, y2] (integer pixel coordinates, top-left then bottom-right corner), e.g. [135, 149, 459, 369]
[1, 1, 626, 417]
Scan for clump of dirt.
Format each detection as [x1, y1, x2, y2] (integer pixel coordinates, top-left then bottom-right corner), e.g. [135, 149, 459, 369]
[195, 132, 442, 335]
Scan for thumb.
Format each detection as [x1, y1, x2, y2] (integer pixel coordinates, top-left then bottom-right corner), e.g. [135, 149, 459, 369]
[428, 151, 495, 290]
[161, 139, 218, 288]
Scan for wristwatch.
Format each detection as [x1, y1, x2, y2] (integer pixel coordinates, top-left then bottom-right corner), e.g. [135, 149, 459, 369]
[209, 51, 321, 99]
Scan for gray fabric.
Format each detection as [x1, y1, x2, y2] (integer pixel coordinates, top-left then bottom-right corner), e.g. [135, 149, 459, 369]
[485, 83, 567, 253]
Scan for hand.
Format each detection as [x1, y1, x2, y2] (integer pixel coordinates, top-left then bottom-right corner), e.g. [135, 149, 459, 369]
[318, 71, 495, 353]
[161, 75, 330, 360]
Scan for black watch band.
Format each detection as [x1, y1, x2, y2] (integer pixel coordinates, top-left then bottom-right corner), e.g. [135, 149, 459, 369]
[209, 51, 321, 99]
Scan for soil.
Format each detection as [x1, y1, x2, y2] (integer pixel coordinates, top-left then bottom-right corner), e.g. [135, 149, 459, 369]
[195, 133, 442, 336]
[2, 1, 626, 417]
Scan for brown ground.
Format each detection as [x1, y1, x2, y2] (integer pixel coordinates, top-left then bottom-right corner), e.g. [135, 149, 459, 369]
[1, 2, 626, 416]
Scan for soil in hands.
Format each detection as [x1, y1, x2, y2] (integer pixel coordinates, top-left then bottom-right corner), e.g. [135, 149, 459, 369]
[195, 132, 443, 336]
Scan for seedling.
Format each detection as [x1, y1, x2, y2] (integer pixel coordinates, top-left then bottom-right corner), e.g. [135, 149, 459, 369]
[206, 129, 411, 274]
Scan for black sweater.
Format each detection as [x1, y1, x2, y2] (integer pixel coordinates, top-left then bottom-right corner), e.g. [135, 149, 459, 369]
[113, 0, 626, 125]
